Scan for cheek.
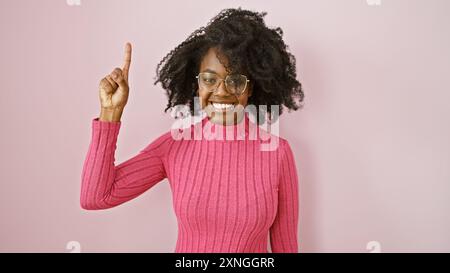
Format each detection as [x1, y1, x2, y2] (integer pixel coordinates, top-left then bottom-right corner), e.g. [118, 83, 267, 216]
[197, 89, 210, 108]
[238, 95, 249, 107]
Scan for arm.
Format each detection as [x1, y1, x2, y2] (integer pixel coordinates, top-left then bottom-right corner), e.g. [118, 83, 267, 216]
[80, 117, 170, 210]
[269, 139, 300, 252]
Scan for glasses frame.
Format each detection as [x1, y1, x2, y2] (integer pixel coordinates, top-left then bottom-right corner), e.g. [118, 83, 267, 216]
[196, 72, 250, 97]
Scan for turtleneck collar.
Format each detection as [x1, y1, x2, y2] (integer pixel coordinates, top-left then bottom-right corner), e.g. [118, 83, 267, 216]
[180, 111, 277, 142]
[198, 112, 252, 141]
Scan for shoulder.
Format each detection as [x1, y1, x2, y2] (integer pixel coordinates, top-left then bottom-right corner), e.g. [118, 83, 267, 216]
[278, 137, 297, 166]
[270, 136, 295, 163]
[139, 130, 175, 157]
[279, 137, 291, 150]
[275, 136, 289, 155]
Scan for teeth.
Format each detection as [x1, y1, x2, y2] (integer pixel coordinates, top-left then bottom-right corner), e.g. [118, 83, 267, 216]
[211, 103, 235, 110]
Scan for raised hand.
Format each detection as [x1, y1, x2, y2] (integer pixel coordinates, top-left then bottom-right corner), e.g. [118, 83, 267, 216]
[98, 42, 132, 121]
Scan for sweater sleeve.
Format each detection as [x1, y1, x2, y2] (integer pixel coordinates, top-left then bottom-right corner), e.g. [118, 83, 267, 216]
[80, 117, 171, 210]
[270, 139, 300, 253]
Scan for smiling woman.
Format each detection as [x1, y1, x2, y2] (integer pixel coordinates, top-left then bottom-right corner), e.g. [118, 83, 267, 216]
[154, 7, 304, 125]
[197, 47, 253, 126]
[80, 7, 303, 253]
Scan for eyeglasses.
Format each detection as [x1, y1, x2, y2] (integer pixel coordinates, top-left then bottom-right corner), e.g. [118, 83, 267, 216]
[196, 72, 250, 96]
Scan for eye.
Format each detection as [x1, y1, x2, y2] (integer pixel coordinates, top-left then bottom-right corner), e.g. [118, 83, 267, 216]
[227, 79, 241, 86]
[204, 78, 216, 84]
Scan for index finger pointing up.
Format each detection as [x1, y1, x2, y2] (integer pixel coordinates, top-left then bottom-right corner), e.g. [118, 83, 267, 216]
[122, 42, 132, 81]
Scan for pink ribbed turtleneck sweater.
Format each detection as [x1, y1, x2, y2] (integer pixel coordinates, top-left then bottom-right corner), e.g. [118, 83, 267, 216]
[80, 113, 299, 253]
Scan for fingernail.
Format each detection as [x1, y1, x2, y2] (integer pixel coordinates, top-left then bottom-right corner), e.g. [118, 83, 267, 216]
[112, 73, 117, 79]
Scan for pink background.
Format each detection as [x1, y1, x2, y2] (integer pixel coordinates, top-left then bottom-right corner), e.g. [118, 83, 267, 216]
[1, 0, 449, 252]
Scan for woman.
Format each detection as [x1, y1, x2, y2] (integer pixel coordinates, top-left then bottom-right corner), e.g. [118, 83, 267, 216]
[80, 8, 304, 253]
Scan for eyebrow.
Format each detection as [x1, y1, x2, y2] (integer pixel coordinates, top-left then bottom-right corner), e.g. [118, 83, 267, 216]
[201, 68, 219, 74]
[200, 68, 246, 76]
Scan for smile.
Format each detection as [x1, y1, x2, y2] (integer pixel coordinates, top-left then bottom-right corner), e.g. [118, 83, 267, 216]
[209, 102, 237, 112]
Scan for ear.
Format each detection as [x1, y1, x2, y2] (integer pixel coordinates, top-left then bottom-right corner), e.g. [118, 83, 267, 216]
[247, 83, 253, 97]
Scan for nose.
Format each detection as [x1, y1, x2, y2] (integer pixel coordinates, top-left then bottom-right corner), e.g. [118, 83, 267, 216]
[214, 80, 229, 97]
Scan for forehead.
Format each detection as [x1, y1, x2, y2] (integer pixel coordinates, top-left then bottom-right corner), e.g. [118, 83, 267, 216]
[199, 47, 229, 76]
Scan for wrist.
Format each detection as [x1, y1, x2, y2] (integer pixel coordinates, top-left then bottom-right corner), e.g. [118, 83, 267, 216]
[99, 107, 124, 122]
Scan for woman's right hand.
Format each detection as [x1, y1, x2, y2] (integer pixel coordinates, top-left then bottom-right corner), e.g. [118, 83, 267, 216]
[98, 42, 132, 122]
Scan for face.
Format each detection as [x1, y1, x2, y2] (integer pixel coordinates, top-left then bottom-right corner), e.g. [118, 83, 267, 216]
[197, 47, 252, 125]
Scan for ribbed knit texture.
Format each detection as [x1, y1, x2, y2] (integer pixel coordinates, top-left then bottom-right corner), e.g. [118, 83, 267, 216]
[80, 113, 299, 253]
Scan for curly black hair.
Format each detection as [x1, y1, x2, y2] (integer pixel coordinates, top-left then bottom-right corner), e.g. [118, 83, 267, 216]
[154, 7, 304, 123]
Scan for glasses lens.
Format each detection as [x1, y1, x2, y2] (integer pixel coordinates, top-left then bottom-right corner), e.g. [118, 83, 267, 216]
[199, 72, 219, 90]
[198, 73, 247, 95]
[225, 75, 247, 95]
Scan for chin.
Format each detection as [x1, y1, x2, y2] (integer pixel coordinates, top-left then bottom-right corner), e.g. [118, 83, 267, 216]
[209, 111, 246, 126]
